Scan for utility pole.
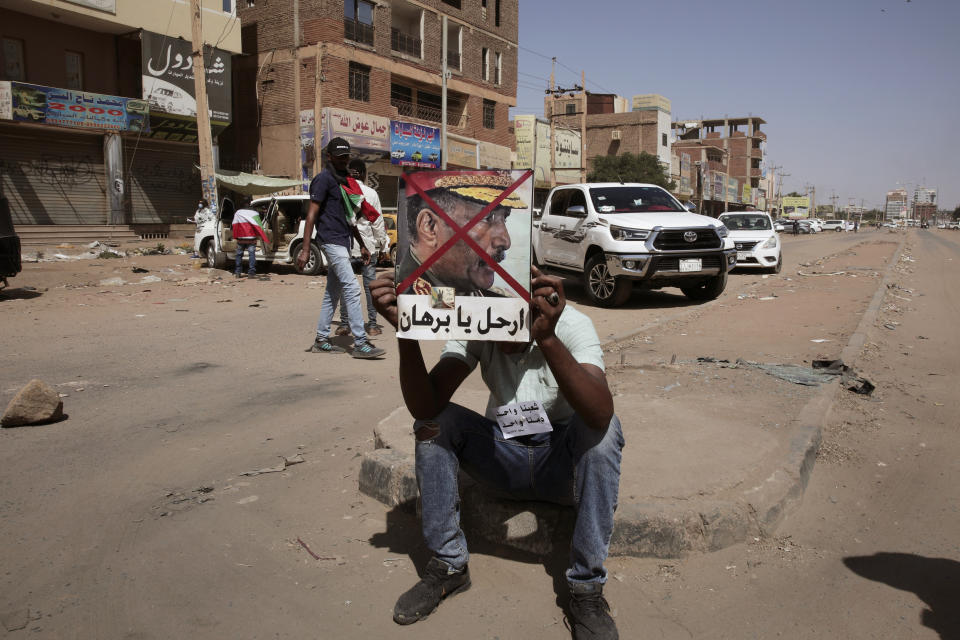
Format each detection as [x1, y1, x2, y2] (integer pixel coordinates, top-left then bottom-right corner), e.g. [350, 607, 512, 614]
[292, 0, 300, 181]
[313, 43, 324, 171]
[190, 0, 218, 212]
[441, 15, 449, 170]
[580, 70, 587, 183]
[544, 59, 583, 188]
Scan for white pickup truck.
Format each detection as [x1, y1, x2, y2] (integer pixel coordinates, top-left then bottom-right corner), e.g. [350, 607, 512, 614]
[533, 182, 736, 307]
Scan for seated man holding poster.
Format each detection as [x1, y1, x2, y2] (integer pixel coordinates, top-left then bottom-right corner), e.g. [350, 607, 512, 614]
[369, 265, 625, 640]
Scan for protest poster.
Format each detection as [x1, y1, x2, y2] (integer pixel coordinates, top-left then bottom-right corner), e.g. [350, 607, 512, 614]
[395, 169, 534, 342]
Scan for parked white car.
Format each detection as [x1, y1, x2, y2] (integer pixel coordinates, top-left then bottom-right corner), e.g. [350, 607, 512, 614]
[193, 195, 327, 275]
[822, 220, 847, 232]
[718, 211, 782, 273]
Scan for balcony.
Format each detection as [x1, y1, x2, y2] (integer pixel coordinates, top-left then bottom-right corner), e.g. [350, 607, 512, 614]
[750, 168, 762, 178]
[391, 28, 421, 57]
[391, 98, 467, 128]
[345, 19, 374, 46]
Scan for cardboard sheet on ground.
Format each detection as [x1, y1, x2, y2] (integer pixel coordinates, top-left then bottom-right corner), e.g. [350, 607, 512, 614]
[395, 169, 533, 341]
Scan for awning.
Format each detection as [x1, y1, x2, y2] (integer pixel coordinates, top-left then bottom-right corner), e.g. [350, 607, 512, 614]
[214, 169, 302, 196]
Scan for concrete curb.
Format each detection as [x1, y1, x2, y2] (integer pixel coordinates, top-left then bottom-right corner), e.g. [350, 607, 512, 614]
[358, 235, 907, 558]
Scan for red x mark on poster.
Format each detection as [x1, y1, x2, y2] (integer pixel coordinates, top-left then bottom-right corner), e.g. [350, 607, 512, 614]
[396, 170, 533, 303]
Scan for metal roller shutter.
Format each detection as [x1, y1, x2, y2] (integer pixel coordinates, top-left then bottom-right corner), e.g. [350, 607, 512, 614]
[124, 139, 201, 224]
[0, 125, 107, 225]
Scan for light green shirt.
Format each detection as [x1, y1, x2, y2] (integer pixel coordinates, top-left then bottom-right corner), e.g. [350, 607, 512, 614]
[440, 305, 604, 424]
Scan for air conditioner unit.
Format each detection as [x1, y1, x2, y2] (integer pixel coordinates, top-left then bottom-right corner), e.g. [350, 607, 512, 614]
[611, 130, 622, 140]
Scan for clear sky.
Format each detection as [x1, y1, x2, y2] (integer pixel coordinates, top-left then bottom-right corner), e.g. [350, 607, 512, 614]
[510, 0, 960, 211]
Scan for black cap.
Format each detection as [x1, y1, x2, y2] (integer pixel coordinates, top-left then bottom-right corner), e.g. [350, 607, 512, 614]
[327, 137, 351, 156]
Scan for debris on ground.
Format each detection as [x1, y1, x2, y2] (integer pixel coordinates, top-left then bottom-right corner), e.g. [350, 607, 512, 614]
[239, 454, 305, 476]
[695, 357, 875, 395]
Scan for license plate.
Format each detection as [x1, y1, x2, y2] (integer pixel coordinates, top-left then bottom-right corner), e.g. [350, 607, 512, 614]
[737, 251, 749, 261]
[679, 258, 702, 272]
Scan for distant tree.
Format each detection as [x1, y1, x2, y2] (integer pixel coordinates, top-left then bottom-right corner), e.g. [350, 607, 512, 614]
[953, 205, 960, 221]
[786, 191, 803, 198]
[587, 152, 676, 191]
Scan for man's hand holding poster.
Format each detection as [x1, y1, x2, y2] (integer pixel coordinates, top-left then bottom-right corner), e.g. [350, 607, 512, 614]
[395, 169, 533, 341]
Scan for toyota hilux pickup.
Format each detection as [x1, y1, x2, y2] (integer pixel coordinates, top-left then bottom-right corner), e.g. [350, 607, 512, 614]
[533, 182, 736, 307]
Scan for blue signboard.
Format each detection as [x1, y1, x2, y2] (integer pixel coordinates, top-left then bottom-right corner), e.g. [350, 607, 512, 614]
[390, 120, 441, 168]
[10, 82, 148, 132]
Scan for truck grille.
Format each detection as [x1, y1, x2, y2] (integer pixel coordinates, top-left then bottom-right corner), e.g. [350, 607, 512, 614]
[650, 255, 723, 272]
[653, 229, 722, 250]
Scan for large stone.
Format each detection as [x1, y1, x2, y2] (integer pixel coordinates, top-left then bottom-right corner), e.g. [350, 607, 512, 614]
[2, 379, 64, 427]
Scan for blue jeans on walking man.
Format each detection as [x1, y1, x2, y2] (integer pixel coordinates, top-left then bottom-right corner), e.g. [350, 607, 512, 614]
[235, 243, 256, 276]
[414, 403, 624, 586]
[316, 243, 368, 345]
[339, 260, 378, 326]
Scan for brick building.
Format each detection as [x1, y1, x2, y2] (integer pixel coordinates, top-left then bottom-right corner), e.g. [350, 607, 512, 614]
[225, 0, 518, 208]
[672, 117, 767, 215]
[537, 92, 669, 184]
[1, 0, 241, 231]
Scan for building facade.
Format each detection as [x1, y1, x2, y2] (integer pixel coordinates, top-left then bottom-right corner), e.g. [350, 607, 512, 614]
[884, 188, 907, 221]
[224, 0, 517, 209]
[671, 116, 767, 215]
[1, 0, 241, 228]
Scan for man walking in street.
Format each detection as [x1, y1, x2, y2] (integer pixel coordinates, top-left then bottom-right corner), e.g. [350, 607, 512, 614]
[369, 267, 624, 639]
[333, 158, 390, 338]
[297, 137, 385, 359]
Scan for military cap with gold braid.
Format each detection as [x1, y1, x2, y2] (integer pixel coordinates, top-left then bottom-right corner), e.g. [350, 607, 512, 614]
[405, 171, 528, 210]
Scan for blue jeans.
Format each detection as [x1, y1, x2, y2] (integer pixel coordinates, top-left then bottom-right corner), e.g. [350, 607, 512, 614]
[414, 403, 624, 585]
[338, 260, 378, 325]
[235, 243, 255, 275]
[316, 243, 367, 344]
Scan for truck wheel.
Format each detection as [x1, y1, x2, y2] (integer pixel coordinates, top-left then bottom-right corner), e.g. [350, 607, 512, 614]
[293, 242, 325, 276]
[203, 241, 226, 270]
[584, 253, 632, 307]
[681, 270, 727, 301]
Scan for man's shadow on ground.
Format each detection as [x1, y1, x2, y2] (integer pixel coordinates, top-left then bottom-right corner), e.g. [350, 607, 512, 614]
[844, 552, 960, 639]
[370, 499, 576, 611]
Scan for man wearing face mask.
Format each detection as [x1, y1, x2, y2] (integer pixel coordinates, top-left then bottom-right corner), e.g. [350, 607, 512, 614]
[396, 172, 519, 298]
[298, 137, 386, 359]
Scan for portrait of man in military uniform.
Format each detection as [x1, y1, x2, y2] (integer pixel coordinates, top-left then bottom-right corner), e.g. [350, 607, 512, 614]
[396, 171, 529, 300]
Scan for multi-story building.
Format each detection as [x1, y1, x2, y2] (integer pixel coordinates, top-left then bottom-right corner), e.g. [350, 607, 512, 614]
[885, 188, 907, 221]
[1, 1, 240, 230]
[225, 0, 517, 208]
[671, 116, 767, 215]
[541, 92, 670, 183]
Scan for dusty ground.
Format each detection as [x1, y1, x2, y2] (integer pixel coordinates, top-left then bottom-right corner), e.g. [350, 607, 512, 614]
[1, 228, 957, 639]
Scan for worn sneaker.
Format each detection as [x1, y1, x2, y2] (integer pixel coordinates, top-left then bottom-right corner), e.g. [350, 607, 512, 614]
[366, 322, 383, 337]
[393, 557, 470, 625]
[567, 583, 618, 640]
[334, 324, 351, 337]
[351, 341, 386, 359]
[305, 337, 345, 354]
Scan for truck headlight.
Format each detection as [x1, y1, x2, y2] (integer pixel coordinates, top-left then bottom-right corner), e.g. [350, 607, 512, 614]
[716, 225, 729, 238]
[762, 235, 778, 249]
[610, 225, 650, 241]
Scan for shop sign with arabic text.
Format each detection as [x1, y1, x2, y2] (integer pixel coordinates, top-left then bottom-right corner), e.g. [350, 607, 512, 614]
[141, 30, 231, 124]
[319, 107, 389, 153]
[390, 121, 441, 168]
[7, 82, 148, 132]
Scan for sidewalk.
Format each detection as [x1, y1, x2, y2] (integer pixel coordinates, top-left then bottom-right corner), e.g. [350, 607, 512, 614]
[358, 236, 905, 558]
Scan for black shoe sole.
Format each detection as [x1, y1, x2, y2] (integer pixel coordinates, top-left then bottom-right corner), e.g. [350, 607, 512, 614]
[392, 578, 472, 625]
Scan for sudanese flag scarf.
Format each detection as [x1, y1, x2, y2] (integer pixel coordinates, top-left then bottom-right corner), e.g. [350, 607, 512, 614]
[338, 176, 380, 225]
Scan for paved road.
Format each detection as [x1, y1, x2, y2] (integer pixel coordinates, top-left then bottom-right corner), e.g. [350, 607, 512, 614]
[1, 229, 954, 638]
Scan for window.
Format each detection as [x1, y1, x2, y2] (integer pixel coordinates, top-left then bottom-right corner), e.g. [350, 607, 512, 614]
[222, 0, 233, 12]
[344, 0, 374, 46]
[495, 0, 500, 26]
[65, 51, 83, 90]
[348, 62, 370, 102]
[481, 48, 489, 81]
[2, 38, 25, 81]
[441, 0, 461, 8]
[495, 52, 502, 85]
[481, 0, 487, 20]
[662, 133, 668, 147]
[482, 99, 495, 129]
[565, 102, 576, 115]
